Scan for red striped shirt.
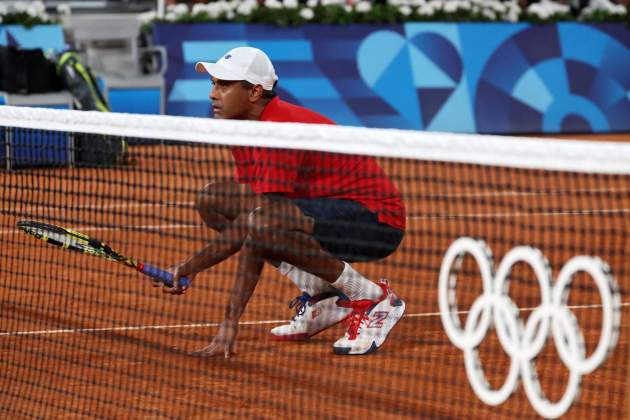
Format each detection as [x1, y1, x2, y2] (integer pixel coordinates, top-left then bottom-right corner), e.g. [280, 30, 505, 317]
[231, 97, 406, 230]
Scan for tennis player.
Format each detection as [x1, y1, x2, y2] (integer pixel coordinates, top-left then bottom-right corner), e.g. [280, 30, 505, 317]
[167, 47, 406, 357]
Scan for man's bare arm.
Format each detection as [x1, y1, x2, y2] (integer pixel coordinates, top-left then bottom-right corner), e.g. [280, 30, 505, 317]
[177, 211, 250, 277]
[189, 225, 266, 358]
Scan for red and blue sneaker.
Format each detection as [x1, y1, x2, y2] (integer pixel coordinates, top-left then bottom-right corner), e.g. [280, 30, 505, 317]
[332, 279, 405, 355]
[270, 291, 352, 341]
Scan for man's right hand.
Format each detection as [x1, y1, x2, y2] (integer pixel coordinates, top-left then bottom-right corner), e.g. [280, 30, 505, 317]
[153, 263, 198, 295]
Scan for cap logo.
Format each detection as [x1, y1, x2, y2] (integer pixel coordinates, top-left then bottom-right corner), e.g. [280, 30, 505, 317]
[224, 54, 232, 59]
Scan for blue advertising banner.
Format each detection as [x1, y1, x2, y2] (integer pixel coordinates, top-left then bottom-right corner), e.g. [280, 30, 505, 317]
[0, 24, 65, 51]
[153, 23, 630, 134]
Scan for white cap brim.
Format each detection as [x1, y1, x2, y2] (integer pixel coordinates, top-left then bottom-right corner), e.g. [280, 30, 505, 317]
[195, 62, 243, 81]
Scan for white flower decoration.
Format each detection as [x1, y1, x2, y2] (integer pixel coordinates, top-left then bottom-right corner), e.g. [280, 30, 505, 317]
[227, 0, 240, 11]
[236, 0, 258, 16]
[527, 0, 570, 19]
[300, 7, 315, 19]
[56, 3, 71, 16]
[581, 0, 627, 17]
[192, 3, 208, 15]
[173, 3, 189, 16]
[506, 9, 519, 22]
[215, 1, 231, 14]
[265, 0, 283, 9]
[481, 8, 496, 20]
[417, 4, 434, 15]
[31, 1, 46, 16]
[399, 5, 413, 15]
[137, 10, 157, 23]
[321, 0, 345, 6]
[443, 1, 458, 13]
[355, 0, 372, 13]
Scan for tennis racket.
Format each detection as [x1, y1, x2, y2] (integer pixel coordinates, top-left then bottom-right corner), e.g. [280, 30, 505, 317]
[17, 220, 190, 289]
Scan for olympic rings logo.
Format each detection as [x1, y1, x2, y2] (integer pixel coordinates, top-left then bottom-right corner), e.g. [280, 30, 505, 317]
[438, 237, 621, 419]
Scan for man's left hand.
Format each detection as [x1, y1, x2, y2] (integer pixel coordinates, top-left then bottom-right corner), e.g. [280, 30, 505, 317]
[191, 319, 238, 358]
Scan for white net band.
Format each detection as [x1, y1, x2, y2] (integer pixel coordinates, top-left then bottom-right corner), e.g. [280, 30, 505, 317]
[1, 105, 629, 174]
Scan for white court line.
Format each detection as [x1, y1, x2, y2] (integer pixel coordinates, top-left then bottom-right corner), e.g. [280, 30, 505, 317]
[2, 302, 628, 337]
[405, 301, 630, 318]
[407, 208, 630, 220]
[3, 208, 629, 236]
[4, 184, 630, 215]
[4, 186, 630, 213]
[419, 187, 630, 199]
[0, 319, 281, 337]
[4, 186, 630, 212]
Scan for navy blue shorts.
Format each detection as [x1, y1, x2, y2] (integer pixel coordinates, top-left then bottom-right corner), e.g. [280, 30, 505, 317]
[291, 198, 404, 263]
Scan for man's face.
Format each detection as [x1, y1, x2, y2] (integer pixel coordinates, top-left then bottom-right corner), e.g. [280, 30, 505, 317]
[209, 77, 252, 119]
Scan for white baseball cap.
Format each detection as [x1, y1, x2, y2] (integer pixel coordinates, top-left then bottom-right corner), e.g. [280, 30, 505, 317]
[195, 47, 278, 91]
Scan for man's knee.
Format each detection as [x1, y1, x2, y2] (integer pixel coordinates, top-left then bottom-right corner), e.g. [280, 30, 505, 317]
[246, 207, 274, 242]
[246, 205, 313, 251]
[244, 207, 323, 260]
[195, 180, 242, 231]
[249, 201, 310, 231]
[247, 207, 269, 236]
[196, 180, 241, 217]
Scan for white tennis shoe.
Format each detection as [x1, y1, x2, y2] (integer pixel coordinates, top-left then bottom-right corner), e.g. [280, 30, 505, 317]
[270, 292, 352, 341]
[332, 279, 405, 355]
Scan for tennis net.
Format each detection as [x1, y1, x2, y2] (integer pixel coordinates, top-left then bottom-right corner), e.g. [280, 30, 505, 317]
[0, 105, 629, 419]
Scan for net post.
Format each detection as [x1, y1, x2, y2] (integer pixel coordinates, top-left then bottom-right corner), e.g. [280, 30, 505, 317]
[5, 127, 12, 170]
[68, 132, 75, 168]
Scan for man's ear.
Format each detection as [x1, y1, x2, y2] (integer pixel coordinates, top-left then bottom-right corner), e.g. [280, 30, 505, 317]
[249, 84, 264, 102]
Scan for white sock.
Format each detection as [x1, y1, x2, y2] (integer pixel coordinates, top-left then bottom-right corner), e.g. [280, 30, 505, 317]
[278, 262, 337, 296]
[331, 262, 382, 301]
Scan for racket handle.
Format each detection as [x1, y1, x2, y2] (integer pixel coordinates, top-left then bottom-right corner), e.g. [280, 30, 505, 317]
[139, 263, 191, 289]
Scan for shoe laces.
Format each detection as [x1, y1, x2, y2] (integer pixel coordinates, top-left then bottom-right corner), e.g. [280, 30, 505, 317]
[343, 301, 374, 340]
[288, 292, 311, 319]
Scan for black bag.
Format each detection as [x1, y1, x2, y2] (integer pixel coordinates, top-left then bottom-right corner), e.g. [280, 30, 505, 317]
[73, 133, 128, 167]
[53, 51, 128, 167]
[0, 46, 62, 94]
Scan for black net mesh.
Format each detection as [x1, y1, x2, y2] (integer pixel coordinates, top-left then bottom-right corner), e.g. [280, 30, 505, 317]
[1, 117, 628, 419]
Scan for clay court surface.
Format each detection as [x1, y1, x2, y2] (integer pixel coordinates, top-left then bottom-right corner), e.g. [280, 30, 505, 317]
[1, 134, 629, 418]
